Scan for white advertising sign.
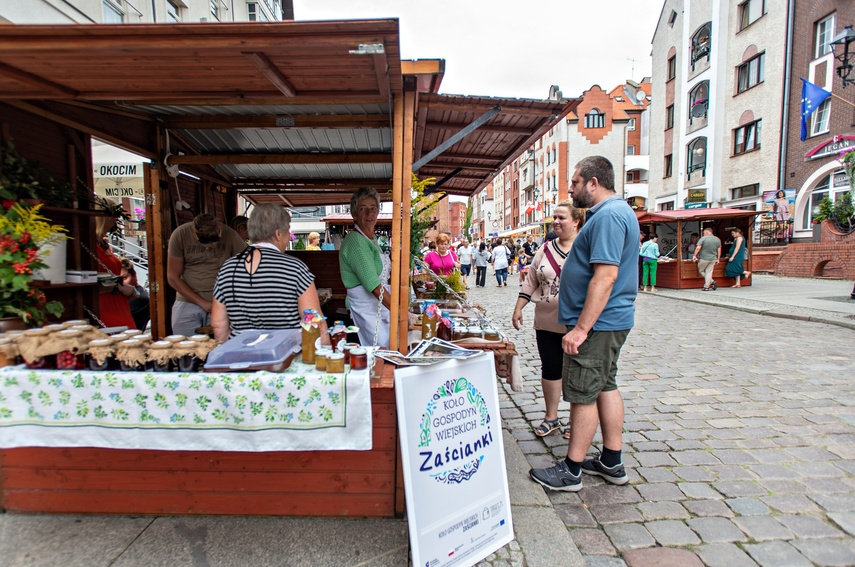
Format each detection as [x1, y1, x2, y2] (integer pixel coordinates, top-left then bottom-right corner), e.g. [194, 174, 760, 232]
[93, 162, 145, 199]
[395, 354, 513, 567]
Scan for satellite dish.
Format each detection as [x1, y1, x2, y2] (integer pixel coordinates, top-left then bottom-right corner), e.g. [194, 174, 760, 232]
[636, 91, 646, 102]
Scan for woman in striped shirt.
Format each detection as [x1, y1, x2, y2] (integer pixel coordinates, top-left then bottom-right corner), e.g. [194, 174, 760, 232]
[211, 204, 329, 342]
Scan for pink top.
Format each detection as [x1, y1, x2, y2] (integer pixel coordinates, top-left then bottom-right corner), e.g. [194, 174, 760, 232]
[423, 250, 458, 276]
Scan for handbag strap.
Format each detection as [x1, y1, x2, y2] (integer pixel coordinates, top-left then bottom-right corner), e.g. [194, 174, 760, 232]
[543, 243, 561, 278]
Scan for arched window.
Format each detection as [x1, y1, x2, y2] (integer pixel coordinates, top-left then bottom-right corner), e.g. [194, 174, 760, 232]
[689, 81, 709, 124]
[585, 109, 605, 129]
[687, 137, 707, 175]
[691, 22, 712, 71]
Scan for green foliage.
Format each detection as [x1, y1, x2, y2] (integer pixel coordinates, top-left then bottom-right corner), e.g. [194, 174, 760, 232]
[430, 269, 467, 300]
[814, 192, 855, 233]
[0, 140, 73, 207]
[410, 174, 442, 268]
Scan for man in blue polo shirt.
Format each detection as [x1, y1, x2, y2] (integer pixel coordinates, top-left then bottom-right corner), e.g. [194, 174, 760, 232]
[530, 155, 639, 492]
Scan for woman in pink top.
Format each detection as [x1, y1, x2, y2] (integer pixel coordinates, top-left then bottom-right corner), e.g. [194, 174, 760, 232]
[512, 201, 586, 439]
[423, 233, 459, 276]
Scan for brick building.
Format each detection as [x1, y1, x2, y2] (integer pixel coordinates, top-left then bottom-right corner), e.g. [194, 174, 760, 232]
[784, 1, 854, 240]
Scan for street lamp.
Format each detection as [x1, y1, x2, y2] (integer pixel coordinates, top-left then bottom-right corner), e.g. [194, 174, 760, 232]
[487, 211, 491, 221]
[831, 25, 855, 88]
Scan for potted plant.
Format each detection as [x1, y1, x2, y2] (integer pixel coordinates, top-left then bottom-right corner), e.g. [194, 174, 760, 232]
[0, 202, 66, 327]
[0, 140, 74, 208]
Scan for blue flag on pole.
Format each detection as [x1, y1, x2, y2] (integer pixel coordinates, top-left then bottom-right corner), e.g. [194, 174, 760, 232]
[800, 78, 831, 141]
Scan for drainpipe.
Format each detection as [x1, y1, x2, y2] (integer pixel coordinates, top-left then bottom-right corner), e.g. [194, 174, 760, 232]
[778, 0, 795, 196]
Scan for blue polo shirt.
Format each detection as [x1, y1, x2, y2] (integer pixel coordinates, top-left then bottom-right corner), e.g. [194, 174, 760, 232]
[557, 196, 639, 330]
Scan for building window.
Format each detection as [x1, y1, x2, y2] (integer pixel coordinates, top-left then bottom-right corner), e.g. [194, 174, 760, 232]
[689, 81, 709, 124]
[167, 0, 181, 22]
[552, 148, 557, 162]
[664, 154, 673, 178]
[737, 53, 765, 93]
[660, 202, 675, 211]
[628, 118, 636, 131]
[626, 171, 635, 183]
[691, 23, 712, 71]
[103, 0, 124, 22]
[815, 13, 836, 59]
[667, 56, 676, 81]
[687, 137, 707, 174]
[627, 145, 636, 156]
[584, 109, 605, 128]
[666, 104, 675, 129]
[732, 184, 759, 199]
[546, 151, 550, 165]
[802, 169, 848, 228]
[739, 0, 765, 30]
[810, 99, 831, 136]
[734, 120, 761, 155]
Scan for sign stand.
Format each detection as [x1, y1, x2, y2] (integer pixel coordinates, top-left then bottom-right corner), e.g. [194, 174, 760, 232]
[395, 353, 513, 567]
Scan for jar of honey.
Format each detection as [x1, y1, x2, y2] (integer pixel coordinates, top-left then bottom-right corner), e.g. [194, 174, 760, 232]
[349, 348, 368, 371]
[326, 352, 345, 373]
[315, 348, 332, 371]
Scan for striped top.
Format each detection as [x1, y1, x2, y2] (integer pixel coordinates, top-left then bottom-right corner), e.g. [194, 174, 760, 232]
[213, 247, 314, 336]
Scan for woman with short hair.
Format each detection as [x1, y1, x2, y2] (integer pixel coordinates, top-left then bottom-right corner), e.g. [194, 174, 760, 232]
[211, 204, 329, 342]
[339, 187, 391, 348]
[306, 231, 321, 250]
[423, 233, 459, 276]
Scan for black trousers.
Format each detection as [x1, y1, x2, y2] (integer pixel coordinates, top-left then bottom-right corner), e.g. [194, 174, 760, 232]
[475, 266, 487, 287]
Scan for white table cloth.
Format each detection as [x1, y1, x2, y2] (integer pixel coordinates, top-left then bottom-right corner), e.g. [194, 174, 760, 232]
[0, 362, 372, 451]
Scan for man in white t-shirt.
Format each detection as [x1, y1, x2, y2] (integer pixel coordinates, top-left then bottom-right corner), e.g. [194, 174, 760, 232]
[457, 239, 473, 289]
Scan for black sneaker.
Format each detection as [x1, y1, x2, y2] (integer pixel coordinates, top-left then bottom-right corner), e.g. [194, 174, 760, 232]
[581, 455, 628, 485]
[529, 461, 582, 492]
[711, 281, 717, 291]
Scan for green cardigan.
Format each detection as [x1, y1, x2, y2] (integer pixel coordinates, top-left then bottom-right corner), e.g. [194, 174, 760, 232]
[339, 230, 383, 292]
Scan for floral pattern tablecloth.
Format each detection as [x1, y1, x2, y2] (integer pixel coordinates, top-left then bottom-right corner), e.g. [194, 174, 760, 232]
[0, 362, 372, 451]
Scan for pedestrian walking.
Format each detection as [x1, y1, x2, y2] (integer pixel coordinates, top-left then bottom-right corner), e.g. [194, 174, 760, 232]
[529, 155, 638, 492]
[491, 239, 511, 287]
[724, 228, 751, 287]
[692, 226, 721, 291]
[512, 201, 585, 439]
[473, 242, 491, 287]
[457, 239, 472, 288]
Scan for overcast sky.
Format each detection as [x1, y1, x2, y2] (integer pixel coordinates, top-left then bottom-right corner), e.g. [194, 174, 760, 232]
[293, 0, 663, 100]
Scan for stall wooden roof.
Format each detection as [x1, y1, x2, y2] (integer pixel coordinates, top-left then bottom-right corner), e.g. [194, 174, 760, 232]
[0, 20, 578, 206]
[638, 208, 761, 223]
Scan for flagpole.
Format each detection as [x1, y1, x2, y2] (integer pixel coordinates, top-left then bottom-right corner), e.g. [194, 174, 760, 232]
[830, 92, 855, 108]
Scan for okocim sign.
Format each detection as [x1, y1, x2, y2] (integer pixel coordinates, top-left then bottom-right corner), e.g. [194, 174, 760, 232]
[93, 162, 145, 199]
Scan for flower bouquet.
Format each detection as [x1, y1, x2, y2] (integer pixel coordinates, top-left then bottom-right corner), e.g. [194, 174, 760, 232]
[0, 202, 66, 325]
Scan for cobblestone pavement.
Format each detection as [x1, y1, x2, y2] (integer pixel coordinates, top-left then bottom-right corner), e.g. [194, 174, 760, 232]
[468, 276, 855, 567]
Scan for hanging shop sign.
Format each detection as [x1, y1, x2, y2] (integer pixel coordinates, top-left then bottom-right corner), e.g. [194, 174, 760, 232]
[93, 163, 145, 199]
[395, 354, 513, 567]
[805, 135, 855, 161]
[687, 189, 707, 203]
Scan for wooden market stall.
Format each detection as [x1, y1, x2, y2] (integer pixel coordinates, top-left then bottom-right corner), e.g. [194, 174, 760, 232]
[638, 208, 760, 289]
[0, 21, 578, 518]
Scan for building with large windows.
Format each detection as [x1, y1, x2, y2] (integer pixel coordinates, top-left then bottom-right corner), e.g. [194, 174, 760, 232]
[784, 2, 854, 240]
[0, 0, 292, 24]
[649, 0, 787, 217]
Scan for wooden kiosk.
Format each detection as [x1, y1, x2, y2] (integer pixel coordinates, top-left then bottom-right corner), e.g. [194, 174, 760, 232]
[0, 21, 577, 517]
[638, 208, 760, 289]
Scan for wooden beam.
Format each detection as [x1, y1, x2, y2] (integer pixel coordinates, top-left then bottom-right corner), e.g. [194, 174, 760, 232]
[3, 100, 152, 159]
[235, 178, 392, 189]
[424, 121, 532, 135]
[422, 99, 561, 116]
[0, 61, 77, 98]
[119, 97, 390, 107]
[427, 163, 498, 172]
[373, 52, 390, 99]
[245, 52, 297, 97]
[169, 153, 391, 165]
[437, 153, 503, 163]
[159, 114, 391, 129]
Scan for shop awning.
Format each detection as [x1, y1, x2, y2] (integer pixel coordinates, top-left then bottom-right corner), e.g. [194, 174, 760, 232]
[637, 208, 761, 223]
[0, 21, 579, 206]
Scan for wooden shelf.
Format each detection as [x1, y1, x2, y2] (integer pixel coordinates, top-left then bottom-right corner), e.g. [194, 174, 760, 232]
[40, 206, 106, 217]
[31, 281, 99, 290]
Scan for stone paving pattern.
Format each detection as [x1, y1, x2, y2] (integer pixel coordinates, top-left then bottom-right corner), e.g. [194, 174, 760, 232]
[469, 274, 855, 567]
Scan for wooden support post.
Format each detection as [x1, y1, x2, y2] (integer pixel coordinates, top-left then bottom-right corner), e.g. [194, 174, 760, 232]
[145, 162, 167, 340]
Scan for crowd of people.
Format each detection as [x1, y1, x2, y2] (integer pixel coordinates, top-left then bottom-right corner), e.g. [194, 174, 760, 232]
[94, 153, 757, 496]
